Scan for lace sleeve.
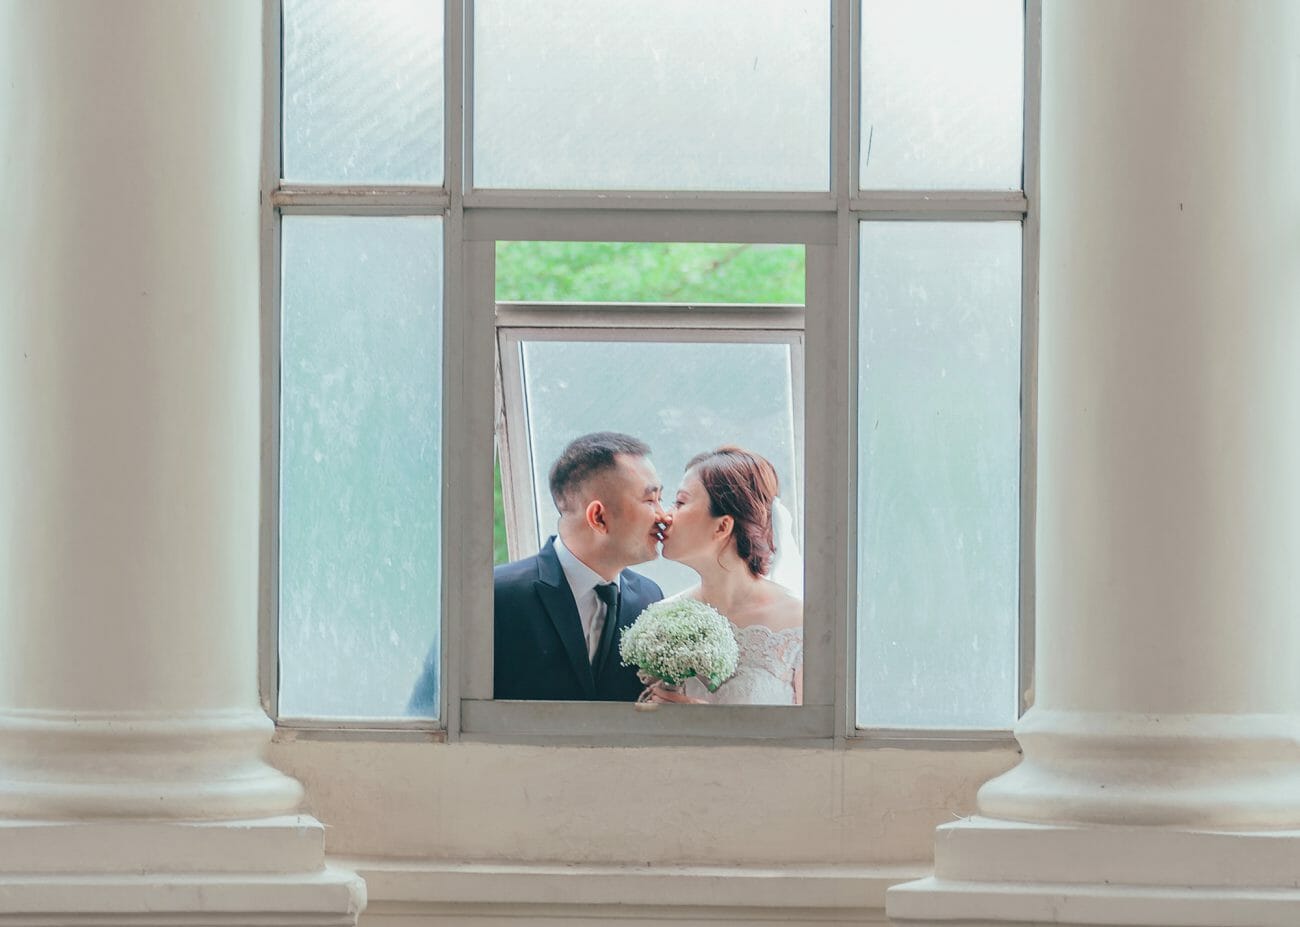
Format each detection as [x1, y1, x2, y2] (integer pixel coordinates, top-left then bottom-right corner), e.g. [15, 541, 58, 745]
[704, 624, 803, 705]
[777, 630, 803, 675]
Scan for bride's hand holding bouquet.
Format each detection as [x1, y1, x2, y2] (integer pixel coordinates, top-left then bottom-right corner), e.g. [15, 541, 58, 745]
[619, 598, 738, 708]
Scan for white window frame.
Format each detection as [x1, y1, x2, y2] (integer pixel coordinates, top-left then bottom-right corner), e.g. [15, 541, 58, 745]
[259, 0, 1040, 747]
[461, 225, 833, 746]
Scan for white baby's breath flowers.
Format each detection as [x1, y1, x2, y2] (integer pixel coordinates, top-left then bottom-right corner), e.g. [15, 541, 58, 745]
[619, 598, 739, 692]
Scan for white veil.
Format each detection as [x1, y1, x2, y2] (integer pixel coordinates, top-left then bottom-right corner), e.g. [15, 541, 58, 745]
[765, 497, 804, 599]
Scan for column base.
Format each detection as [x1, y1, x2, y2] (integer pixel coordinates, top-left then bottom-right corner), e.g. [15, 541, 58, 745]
[887, 817, 1300, 927]
[0, 816, 365, 926]
[976, 710, 1300, 829]
[0, 709, 305, 820]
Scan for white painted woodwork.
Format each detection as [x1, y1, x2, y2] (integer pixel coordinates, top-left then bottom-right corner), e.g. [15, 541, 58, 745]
[889, 2, 1300, 924]
[269, 739, 1018, 864]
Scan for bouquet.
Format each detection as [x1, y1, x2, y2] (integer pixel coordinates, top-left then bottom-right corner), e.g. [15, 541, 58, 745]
[619, 598, 739, 695]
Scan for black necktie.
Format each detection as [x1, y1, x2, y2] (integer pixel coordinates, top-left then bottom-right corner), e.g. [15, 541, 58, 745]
[593, 582, 620, 674]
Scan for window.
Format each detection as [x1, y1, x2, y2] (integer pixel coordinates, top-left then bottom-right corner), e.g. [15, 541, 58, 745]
[277, 216, 443, 720]
[472, 0, 830, 191]
[263, 0, 1038, 743]
[462, 226, 833, 741]
[856, 221, 1022, 730]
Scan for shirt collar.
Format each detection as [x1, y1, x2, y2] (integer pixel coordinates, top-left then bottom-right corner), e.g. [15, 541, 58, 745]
[553, 535, 621, 594]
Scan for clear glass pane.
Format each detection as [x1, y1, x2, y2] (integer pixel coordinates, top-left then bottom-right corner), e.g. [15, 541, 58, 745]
[496, 242, 806, 304]
[474, 0, 830, 191]
[859, 0, 1023, 190]
[856, 221, 1020, 729]
[280, 216, 443, 719]
[518, 340, 801, 595]
[282, 0, 444, 185]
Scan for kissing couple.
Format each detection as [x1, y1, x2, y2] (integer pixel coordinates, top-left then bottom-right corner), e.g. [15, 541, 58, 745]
[491, 431, 802, 706]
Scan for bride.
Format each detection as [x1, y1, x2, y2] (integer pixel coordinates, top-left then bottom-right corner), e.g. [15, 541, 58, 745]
[653, 446, 803, 706]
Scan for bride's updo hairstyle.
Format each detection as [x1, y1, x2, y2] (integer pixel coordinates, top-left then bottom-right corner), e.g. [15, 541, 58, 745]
[685, 446, 779, 578]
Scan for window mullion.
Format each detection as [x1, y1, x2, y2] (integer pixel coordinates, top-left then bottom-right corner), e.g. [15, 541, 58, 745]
[258, 0, 285, 721]
[451, 240, 497, 708]
[272, 187, 450, 214]
[833, 0, 856, 740]
[848, 190, 1029, 218]
[1018, 0, 1044, 721]
[494, 304, 804, 332]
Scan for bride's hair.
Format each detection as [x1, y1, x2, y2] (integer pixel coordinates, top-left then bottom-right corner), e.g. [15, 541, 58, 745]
[686, 446, 779, 578]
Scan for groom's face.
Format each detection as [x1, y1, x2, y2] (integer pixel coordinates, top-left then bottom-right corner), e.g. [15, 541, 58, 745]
[601, 454, 667, 568]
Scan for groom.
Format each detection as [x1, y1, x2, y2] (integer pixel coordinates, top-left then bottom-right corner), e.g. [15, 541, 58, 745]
[407, 431, 670, 710]
[493, 432, 669, 701]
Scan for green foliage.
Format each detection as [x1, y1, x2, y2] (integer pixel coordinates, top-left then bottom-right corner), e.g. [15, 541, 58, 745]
[495, 241, 805, 304]
[491, 241, 807, 563]
[493, 454, 510, 565]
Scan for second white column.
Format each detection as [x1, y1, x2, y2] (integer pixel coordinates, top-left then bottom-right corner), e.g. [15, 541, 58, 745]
[890, 2, 1300, 924]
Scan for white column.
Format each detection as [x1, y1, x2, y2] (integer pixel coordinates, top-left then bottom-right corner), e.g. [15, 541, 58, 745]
[0, 2, 362, 922]
[890, 2, 1300, 924]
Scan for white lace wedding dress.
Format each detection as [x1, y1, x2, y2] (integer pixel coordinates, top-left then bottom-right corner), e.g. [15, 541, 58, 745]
[684, 621, 803, 705]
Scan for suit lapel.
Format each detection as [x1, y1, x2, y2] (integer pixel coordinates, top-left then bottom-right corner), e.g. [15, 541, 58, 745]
[534, 540, 595, 698]
[620, 574, 653, 626]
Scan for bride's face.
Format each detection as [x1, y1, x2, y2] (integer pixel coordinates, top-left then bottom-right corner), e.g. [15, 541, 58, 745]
[661, 470, 724, 564]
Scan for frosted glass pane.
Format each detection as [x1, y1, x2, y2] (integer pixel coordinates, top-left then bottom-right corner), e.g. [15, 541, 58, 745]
[856, 222, 1019, 729]
[519, 341, 800, 595]
[859, 0, 1023, 190]
[474, 0, 830, 191]
[496, 242, 806, 304]
[283, 0, 444, 184]
[280, 216, 443, 719]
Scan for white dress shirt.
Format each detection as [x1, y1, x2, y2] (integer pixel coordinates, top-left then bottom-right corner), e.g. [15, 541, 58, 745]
[552, 536, 621, 662]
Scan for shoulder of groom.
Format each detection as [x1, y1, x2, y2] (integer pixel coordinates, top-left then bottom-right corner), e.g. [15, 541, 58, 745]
[494, 553, 541, 587]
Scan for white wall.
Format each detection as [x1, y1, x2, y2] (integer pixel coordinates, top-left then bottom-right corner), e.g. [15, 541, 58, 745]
[270, 739, 1017, 921]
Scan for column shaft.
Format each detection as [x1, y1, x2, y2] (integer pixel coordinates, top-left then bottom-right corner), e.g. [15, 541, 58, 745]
[3, 0, 261, 717]
[0, 0, 296, 821]
[982, 0, 1300, 831]
[891, 2, 1300, 923]
[1034, 0, 1300, 719]
[0, 5, 363, 921]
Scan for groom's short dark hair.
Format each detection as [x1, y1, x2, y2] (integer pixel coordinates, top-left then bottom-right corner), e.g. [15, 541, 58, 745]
[549, 431, 651, 513]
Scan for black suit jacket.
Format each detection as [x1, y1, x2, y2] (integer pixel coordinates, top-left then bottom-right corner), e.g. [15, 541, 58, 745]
[494, 538, 663, 701]
[405, 538, 664, 711]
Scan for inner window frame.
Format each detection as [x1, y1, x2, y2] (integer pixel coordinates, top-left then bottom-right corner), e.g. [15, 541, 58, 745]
[454, 224, 838, 746]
